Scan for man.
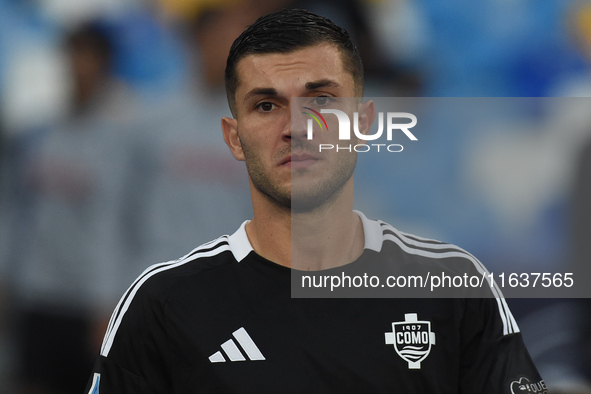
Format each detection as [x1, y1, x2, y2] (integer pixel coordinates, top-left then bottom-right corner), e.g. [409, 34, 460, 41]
[85, 9, 545, 393]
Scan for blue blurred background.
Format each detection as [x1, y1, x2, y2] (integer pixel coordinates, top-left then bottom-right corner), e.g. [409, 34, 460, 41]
[1, 0, 591, 393]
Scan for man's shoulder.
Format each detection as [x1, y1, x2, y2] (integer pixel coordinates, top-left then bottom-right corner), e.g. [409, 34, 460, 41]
[372, 217, 486, 275]
[133, 236, 238, 298]
[99, 235, 241, 358]
[378, 220, 474, 255]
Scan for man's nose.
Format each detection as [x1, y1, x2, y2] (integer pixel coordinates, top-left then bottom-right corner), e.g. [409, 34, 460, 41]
[286, 103, 309, 141]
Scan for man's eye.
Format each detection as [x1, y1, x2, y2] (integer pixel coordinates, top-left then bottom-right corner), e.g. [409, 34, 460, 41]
[257, 102, 276, 112]
[312, 96, 331, 106]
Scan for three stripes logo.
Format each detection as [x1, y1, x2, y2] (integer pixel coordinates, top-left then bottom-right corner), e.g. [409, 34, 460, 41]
[209, 327, 266, 363]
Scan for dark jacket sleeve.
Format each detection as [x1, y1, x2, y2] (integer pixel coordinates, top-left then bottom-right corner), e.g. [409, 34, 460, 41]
[459, 297, 548, 394]
[84, 274, 172, 393]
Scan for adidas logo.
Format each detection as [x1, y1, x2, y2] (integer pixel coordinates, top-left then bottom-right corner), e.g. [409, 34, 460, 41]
[209, 327, 266, 363]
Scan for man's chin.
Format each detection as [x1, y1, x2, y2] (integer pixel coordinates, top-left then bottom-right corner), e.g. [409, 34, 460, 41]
[290, 191, 337, 214]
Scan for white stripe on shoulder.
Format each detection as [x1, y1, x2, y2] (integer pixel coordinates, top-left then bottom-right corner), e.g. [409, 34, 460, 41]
[394, 228, 446, 245]
[381, 222, 519, 335]
[101, 236, 229, 344]
[101, 238, 230, 357]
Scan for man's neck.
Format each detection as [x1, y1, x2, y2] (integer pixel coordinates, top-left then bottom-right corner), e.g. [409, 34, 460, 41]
[245, 181, 365, 270]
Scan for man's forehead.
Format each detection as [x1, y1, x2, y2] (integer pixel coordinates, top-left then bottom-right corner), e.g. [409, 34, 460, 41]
[233, 44, 352, 96]
[238, 43, 344, 66]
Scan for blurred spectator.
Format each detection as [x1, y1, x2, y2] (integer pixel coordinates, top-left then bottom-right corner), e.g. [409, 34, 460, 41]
[126, 0, 292, 266]
[8, 20, 144, 394]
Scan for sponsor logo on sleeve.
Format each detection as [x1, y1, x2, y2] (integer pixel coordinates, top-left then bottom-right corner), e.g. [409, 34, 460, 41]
[510, 377, 549, 394]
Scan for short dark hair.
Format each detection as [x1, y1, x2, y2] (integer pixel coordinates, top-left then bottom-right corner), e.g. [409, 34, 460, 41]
[225, 8, 364, 116]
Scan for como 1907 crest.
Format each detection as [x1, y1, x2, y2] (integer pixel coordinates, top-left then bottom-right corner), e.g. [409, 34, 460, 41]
[385, 313, 436, 369]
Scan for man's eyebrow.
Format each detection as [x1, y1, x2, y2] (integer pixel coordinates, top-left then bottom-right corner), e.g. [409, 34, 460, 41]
[305, 79, 341, 91]
[242, 80, 341, 102]
[243, 88, 278, 102]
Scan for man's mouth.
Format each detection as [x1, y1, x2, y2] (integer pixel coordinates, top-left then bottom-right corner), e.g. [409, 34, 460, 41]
[282, 153, 319, 169]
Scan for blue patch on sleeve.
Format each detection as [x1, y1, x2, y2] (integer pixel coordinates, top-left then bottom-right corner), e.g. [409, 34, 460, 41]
[89, 373, 100, 394]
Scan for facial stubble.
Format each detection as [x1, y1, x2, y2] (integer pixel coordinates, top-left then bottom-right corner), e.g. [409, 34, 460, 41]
[239, 133, 357, 213]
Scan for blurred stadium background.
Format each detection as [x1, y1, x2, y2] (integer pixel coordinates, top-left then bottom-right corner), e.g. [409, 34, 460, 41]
[1, 0, 591, 393]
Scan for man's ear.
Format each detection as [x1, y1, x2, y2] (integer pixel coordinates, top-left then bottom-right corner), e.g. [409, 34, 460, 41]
[222, 116, 245, 161]
[356, 100, 376, 140]
[357, 100, 376, 145]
